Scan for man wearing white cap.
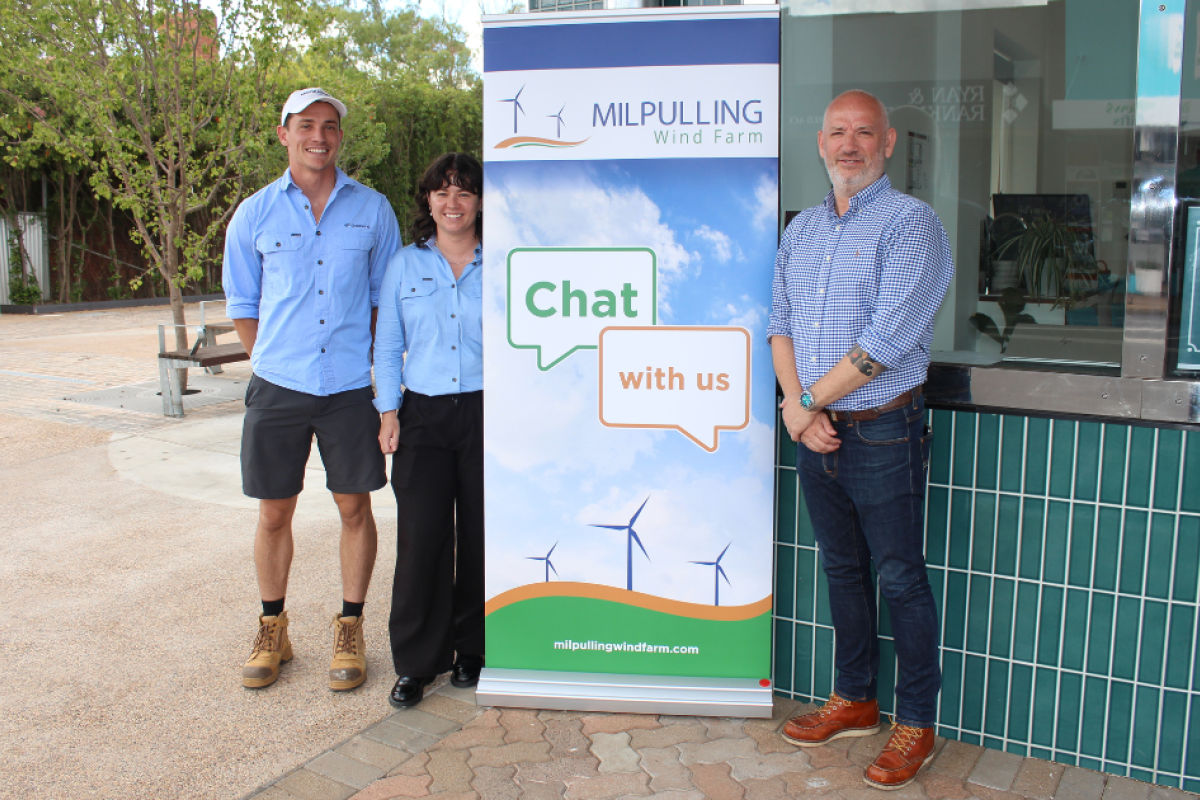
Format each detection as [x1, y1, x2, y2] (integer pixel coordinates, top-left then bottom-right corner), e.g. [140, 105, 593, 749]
[223, 88, 401, 691]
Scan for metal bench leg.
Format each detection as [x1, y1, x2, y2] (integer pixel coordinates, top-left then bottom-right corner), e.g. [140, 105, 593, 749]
[203, 329, 224, 375]
[159, 359, 185, 417]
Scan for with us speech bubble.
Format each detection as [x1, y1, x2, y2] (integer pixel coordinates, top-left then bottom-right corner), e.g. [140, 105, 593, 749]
[507, 247, 657, 370]
[598, 326, 751, 452]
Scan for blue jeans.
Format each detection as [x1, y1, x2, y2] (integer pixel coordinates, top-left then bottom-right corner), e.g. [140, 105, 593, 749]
[796, 394, 941, 728]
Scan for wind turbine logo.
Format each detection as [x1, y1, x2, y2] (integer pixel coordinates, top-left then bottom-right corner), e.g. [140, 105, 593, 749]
[690, 543, 731, 606]
[548, 105, 566, 138]
[501, 85, 526, 134]
[590, 496, 651, 592]
[527, 542, 558, 583]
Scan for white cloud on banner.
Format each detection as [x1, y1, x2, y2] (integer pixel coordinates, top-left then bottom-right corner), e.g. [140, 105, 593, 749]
[692, 225, 735, 264]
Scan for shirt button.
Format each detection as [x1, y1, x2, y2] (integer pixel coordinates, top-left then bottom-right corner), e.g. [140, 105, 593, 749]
[320, 320, 325, 324]
[316, 230, 322, 236]
[304, 204, 309, 210]
[825, 256, 831, 261]
[451, 314, 456, 318]
[818, 289, 825, 294]
[411, 288, 416, 292]
[321, 348, 326, 353]
[318, 260, 323, 265]
[813, 323, 819, 329]
[452, 283, 456, 288]
[319, 290, 324, 295]
[452, 345, 457, 350]
[275, 241, 281, 247]
[452, 377, 457, 382]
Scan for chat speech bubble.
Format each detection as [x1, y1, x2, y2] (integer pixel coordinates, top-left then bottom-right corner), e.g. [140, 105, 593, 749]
[598, 326, 751, 452]
[507, 248, 657, 370]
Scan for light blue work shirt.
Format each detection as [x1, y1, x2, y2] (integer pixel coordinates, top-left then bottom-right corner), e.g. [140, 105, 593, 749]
[373, 240, 484, 413]
[223, 168, 401, 396]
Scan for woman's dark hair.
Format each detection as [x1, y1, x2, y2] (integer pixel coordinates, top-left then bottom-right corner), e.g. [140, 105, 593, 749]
[410, 152, 483, 247]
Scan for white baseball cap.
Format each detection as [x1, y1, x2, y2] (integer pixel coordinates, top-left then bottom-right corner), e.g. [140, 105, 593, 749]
[280, 87, 348, 126]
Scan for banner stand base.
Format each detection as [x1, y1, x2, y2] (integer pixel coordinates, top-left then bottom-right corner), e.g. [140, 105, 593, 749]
[476, 668, 774, 718]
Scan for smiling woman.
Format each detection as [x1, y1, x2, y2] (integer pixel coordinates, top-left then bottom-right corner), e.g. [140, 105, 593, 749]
[371, 152, 486, 710]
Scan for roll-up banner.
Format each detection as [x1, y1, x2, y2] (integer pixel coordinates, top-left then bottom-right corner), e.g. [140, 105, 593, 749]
[480, 6, 781, 717]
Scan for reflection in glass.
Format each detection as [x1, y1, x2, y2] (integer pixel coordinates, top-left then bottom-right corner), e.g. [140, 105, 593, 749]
[780, 0, 1136, 369]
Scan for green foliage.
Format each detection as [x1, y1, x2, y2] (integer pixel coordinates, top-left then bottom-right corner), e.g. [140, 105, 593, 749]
[994, 212, 1097, 309]
[7, 232, 41, 304]
[969, 287, 1037, 353]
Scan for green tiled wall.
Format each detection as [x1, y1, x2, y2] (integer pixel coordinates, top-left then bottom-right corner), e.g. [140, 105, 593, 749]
[773, 408, 1200, 790]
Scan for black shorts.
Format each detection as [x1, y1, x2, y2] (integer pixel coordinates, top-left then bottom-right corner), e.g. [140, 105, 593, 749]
[241, 375, 386, 500]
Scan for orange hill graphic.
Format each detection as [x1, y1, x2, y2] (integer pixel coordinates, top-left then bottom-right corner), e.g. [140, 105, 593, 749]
[494, 136, 590, 149]
[486, 581, 771, 622]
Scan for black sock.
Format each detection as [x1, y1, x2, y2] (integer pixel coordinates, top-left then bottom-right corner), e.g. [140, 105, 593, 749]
[262, 597, 285, 617]
[342, 600, 364, 619]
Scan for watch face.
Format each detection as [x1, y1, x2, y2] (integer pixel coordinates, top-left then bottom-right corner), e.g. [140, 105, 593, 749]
[801, 391, 814, 410]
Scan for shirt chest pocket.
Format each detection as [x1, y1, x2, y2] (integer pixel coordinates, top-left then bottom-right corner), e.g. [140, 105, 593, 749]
[459, 280, 483, 344]
[257, 234, 304, 298]
[332, 233, 376, 294]
[400, 277, 439, 341]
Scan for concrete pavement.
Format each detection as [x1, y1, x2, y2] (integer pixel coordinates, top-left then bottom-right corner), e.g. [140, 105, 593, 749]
[1, 306, 1195, 800]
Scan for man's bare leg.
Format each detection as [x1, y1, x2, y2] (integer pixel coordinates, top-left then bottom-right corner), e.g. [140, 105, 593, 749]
[333, 492, 377, 603]
[244, 496, 299, 688]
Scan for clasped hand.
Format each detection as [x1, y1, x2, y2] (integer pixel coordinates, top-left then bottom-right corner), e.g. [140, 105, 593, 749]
[379, 411, 400, 454]
[780, 397, 841, 453]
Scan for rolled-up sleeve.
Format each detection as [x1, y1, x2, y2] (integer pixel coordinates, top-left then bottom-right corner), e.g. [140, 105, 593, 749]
[855, 207, 953, 368]
[766, 234, 793, 341]
[372, 250, 408, 413]
[369, 201, 402, 308]
[222, 203, 262, 320]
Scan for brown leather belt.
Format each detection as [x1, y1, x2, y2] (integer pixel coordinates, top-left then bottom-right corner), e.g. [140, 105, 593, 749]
[825, 385, 923, 423]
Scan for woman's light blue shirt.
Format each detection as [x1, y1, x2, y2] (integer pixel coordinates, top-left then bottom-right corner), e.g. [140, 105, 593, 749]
[373, 240, 483, 413]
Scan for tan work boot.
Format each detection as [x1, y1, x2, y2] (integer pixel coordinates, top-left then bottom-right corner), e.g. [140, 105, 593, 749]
[329, 614, 367, 691]
[242, 612, 292, 689]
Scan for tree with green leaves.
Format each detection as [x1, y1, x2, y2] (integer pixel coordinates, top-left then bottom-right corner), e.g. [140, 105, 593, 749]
[0, 0, 300, 349]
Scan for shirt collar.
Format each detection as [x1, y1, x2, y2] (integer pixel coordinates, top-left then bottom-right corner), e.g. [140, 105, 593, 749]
[279, 167, 350, 193]
[823, 173, 893, 218]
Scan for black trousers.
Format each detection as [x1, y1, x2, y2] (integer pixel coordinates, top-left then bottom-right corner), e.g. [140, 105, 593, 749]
[388, 390, 485, 676]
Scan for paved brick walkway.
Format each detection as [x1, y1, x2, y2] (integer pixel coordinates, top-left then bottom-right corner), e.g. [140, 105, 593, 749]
[245, 684, 1197, 800]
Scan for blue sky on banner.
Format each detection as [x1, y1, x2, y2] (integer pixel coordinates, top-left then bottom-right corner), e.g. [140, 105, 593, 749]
[482, 156, 778, 607]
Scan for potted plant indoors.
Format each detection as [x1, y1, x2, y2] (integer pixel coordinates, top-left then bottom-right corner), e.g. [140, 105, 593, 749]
[994, 210, 1097, 308]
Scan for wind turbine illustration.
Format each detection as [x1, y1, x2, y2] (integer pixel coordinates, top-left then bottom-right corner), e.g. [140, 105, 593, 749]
[590, 496, 651, 592]
[501, 85, 526, 134]
[548, 105, 566, 138]
[691, 543, 731, 606]
[526, 542, 559, 583]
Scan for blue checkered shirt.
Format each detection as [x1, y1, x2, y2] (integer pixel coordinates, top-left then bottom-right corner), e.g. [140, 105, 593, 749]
[766, 175, 954, 412]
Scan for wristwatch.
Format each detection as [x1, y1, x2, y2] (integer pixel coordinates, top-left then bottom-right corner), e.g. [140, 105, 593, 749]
[799, 390, 816, 411]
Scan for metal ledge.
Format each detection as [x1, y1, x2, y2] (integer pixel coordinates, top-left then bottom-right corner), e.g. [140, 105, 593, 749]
[476, 668, 775, 718]
[927, 363, 1200, 425]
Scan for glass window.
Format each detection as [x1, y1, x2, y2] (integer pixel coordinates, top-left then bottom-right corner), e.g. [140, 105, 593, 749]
[780, 0, 1139, 371]
[1174, 0, 1200, 376]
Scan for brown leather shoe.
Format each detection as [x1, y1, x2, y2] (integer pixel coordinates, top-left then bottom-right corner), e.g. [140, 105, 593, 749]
[242, 612, 292, 688]
[781, 693, 881, 747]
[863, 722, 936, 790]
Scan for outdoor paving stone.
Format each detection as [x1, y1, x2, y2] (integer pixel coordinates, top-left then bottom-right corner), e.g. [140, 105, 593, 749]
[427, 750, 475, 794]
[347, 774, 433, 800]
[930, 740, 985, 780]
[689, 761, 746, 800]
[424, 792, 479, 799]
[337, 737, 416, 772]
[676, 735, 761, 765]
[390, 709, 463, 737]
[783, 765, 865, 795]
[500, 708, 548, 744]
[1104, 777, 1153, 800]
[515, 755, 601, 784]
[421, 693, 484, 725]
[918, 771, 974, 800]
[617, 792, 704, 800]
[742, 776, 793, 800]
[640, 745, 694, 792]
[390, 753, 432, 778]
[837, 781, 931, 800]
[364, 720, 441, 753]
[1149, 789, 1200, 800]
[787, 770, 844, 796]
[518, 782, 568, 800]
[1011, 758, 1066, 800]
[968, 747, 1024, 791]
[846, 729, 895, 767]
[468, 741, 553, 768]
[431, 723, 507, 751]
[562, 770, 652, 799]
[627, 722, 707, 749]
[700, 717, 749, 740]
[434, 684, 478, 705]
[728, 751, 810, 781]
[538, 710, 586, 721]
[308, 752, 388, 790]
[543, 718, 592, 759]
[251, 787, 305, 800]
[591, 732, 641, 774]
[807, 743, 856, 769]
[1056, 768, 1109, 800]
[275, 769, 359, 800]
[962, 784, 1023, 800]
[743, 722, 796, 755]
[579, 713, 661, 735]
[471, 765, 521, 800]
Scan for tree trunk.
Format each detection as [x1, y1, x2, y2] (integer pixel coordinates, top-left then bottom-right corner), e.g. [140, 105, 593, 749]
[165, 246, 189, 393]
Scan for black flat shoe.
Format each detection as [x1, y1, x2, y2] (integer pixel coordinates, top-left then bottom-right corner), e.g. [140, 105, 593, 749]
[389, 675, 433, 708]
[451, 655, 484, 688]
